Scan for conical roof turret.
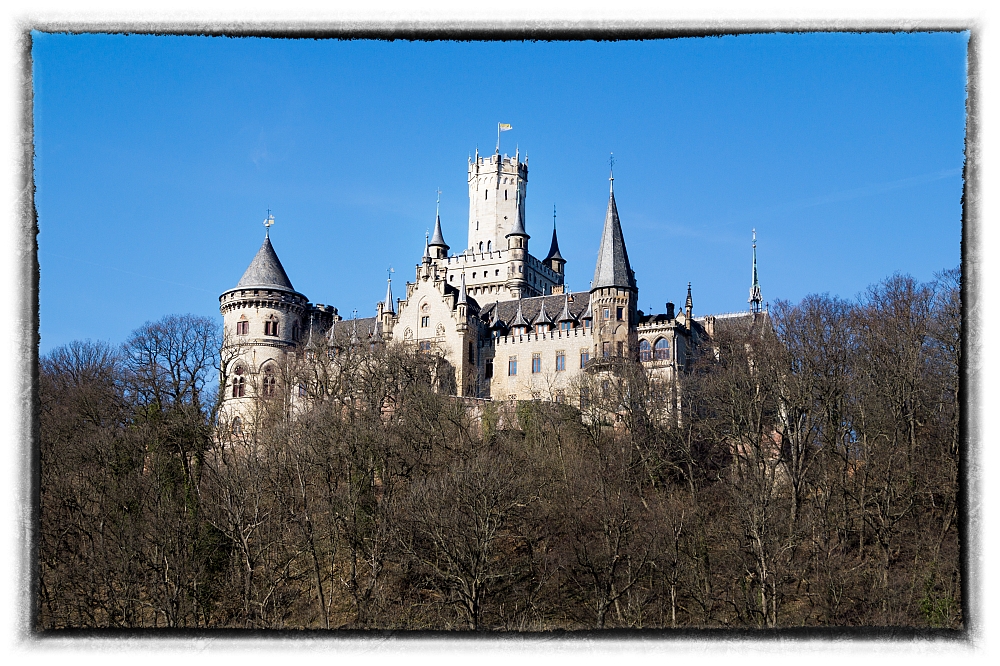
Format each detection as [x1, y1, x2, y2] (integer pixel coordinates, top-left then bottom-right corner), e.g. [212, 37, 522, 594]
[457, 272, 468, 305]
[429, 193, 449, 253]
[510, 300, 530, 328]
[557, 293, 575, 322]
[532, 298, 553, 326]
[543, 217, 565, 264]
[236, 235, 295, 291]
[591, 174, 636, 291]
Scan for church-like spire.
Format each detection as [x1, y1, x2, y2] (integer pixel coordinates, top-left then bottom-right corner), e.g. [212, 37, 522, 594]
[685, 282, 693, 314]
[749, 229, 763, 314]
[591, 165, 636, 291]
[384, 271, 395, 315]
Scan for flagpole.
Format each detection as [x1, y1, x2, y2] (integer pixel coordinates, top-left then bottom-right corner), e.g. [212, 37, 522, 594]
[496, 122, 500, 153]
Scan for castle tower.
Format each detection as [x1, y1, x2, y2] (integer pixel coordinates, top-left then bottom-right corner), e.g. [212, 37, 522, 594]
[219, 222, 310, 429]
[589, 169, 638, 360]
[467, 146, 528, 253]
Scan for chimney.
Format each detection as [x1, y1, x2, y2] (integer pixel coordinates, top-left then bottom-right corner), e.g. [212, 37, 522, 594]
[666, 302, 675, 320]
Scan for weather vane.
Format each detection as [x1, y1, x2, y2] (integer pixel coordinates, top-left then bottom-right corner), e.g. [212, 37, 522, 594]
[263, 210, 275, 237]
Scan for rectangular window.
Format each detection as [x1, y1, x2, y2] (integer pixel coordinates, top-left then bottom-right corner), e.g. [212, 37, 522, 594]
[603, 308, 610, 320]
[298, 384, 307, 398]
[421, 316, 430, 328]
[469, 342, 474, 360]
[485, 359, 494, 379]
[532, 354, 541, 373]
[617, 341, 624, 356]
[535, 323, 547, 334]
[602, 341, 610, 357]
[580, 350, 590, 367]
[555, 351, 565, 371]
[264, 321, 278, 336]
[419, 341, 431, 352]
[584, 318, 591, 329]
[508, 356, 517, 376]
[616, 307, 624, 321]
[555, 392, 564, 404]
[560, 321, 572, 331]
[236, 320, 248, 335]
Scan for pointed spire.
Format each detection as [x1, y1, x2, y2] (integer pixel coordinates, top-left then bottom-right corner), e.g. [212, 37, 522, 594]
[749, 229, 763, 314]
[350, 311, 360, 346]
[532, 298, 553, 327]
[591, 172, 636, 291]
[457, 272, 468, 306]
[580, 295, 594, 321]
[489, 300, 506, 331]
[422, 232, 431, 264]
[543, 204, 565, 264]
[686, 282, 693, 311]
[384, 271, 395, 314]
[429, 189, 449, 253]
[510, 300, 530, 329]
[557, 293, 575, 322]
[237, 235, 295, 291]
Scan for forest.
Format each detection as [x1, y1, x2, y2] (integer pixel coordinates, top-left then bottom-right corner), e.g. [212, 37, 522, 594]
[36, 269, 962, 631]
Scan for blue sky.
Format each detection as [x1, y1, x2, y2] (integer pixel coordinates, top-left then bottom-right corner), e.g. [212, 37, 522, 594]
[32, 32, 967, 354]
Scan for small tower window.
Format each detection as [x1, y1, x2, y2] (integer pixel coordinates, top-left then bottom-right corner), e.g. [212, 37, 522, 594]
[421, 316, 430, 328]
[292, 322, 300, 341]
[231, 416, 242, 435]
[485, 191, 488, 200]
[236, 319, 249, 335]
[264, 320, 278, 336]
[561, 321, 572, 331]
[504, 189, 508, 200]
[487, 241, 492, 252]
[616, 307, 624, 321]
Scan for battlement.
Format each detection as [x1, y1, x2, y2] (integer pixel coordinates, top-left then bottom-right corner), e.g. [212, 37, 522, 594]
[468, 152, 528, 176]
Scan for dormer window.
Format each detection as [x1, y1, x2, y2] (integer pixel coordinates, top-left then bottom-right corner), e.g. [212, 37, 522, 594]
[535, 323, 547, 335]
[560, 321, 572, 331]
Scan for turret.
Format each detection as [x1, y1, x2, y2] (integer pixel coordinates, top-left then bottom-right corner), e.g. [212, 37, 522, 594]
[504, 188, 530, 299]
[429, 193, 450, 259]
[589, 165, 638, 360]
[543, 205, 566, 275]
[684, 282, 693, 330]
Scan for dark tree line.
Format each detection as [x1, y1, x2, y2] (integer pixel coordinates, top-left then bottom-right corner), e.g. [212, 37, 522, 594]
[37, 269, 961, 630]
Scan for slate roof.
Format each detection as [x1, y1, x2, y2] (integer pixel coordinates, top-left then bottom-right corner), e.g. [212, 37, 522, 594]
[479, 292, 591, 329]
[429, 213, 448, 250]
[591, 188, 637, 291]
[237, 236, 295, 291]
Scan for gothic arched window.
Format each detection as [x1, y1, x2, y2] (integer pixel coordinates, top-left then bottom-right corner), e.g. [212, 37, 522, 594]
[232, 366, 246, 398]
[262, 368, 277, 398]
[655, 338, 670, 360]
[639, 339, 652, 362]
[231, 416, 242, 435]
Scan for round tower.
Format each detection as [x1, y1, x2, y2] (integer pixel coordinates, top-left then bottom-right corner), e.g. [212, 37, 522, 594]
[218, 225, 309, 431]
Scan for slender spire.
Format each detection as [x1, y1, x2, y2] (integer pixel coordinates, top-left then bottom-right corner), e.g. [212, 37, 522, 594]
[384, 269, 395, 314]
[457, 272, 468, 305]
[350, 310, 359, 345]
[591, 167, 636, 291]
[489, 300, 505, 330]
[609, 153, 615, 193]
[422, 231, 431, 264]
[686, 282, 693, 311]
[749, 229, 763, 314]
[543, 204, 565, 263]
[429, 189, 449, 252]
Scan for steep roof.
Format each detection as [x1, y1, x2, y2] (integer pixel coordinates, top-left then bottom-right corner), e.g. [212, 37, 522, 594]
[480, 292, 591, 329]
[429, 212, 448, 250]
[591, 186, 636, 291]
[236, 236, 295, 291]
[543, 225, 564, 263]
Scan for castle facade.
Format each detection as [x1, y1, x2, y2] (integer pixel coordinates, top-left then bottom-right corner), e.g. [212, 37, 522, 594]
[219, 146, 761, 426]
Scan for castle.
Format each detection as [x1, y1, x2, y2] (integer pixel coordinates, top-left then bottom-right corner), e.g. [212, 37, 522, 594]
[218, 146, 764, 426]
